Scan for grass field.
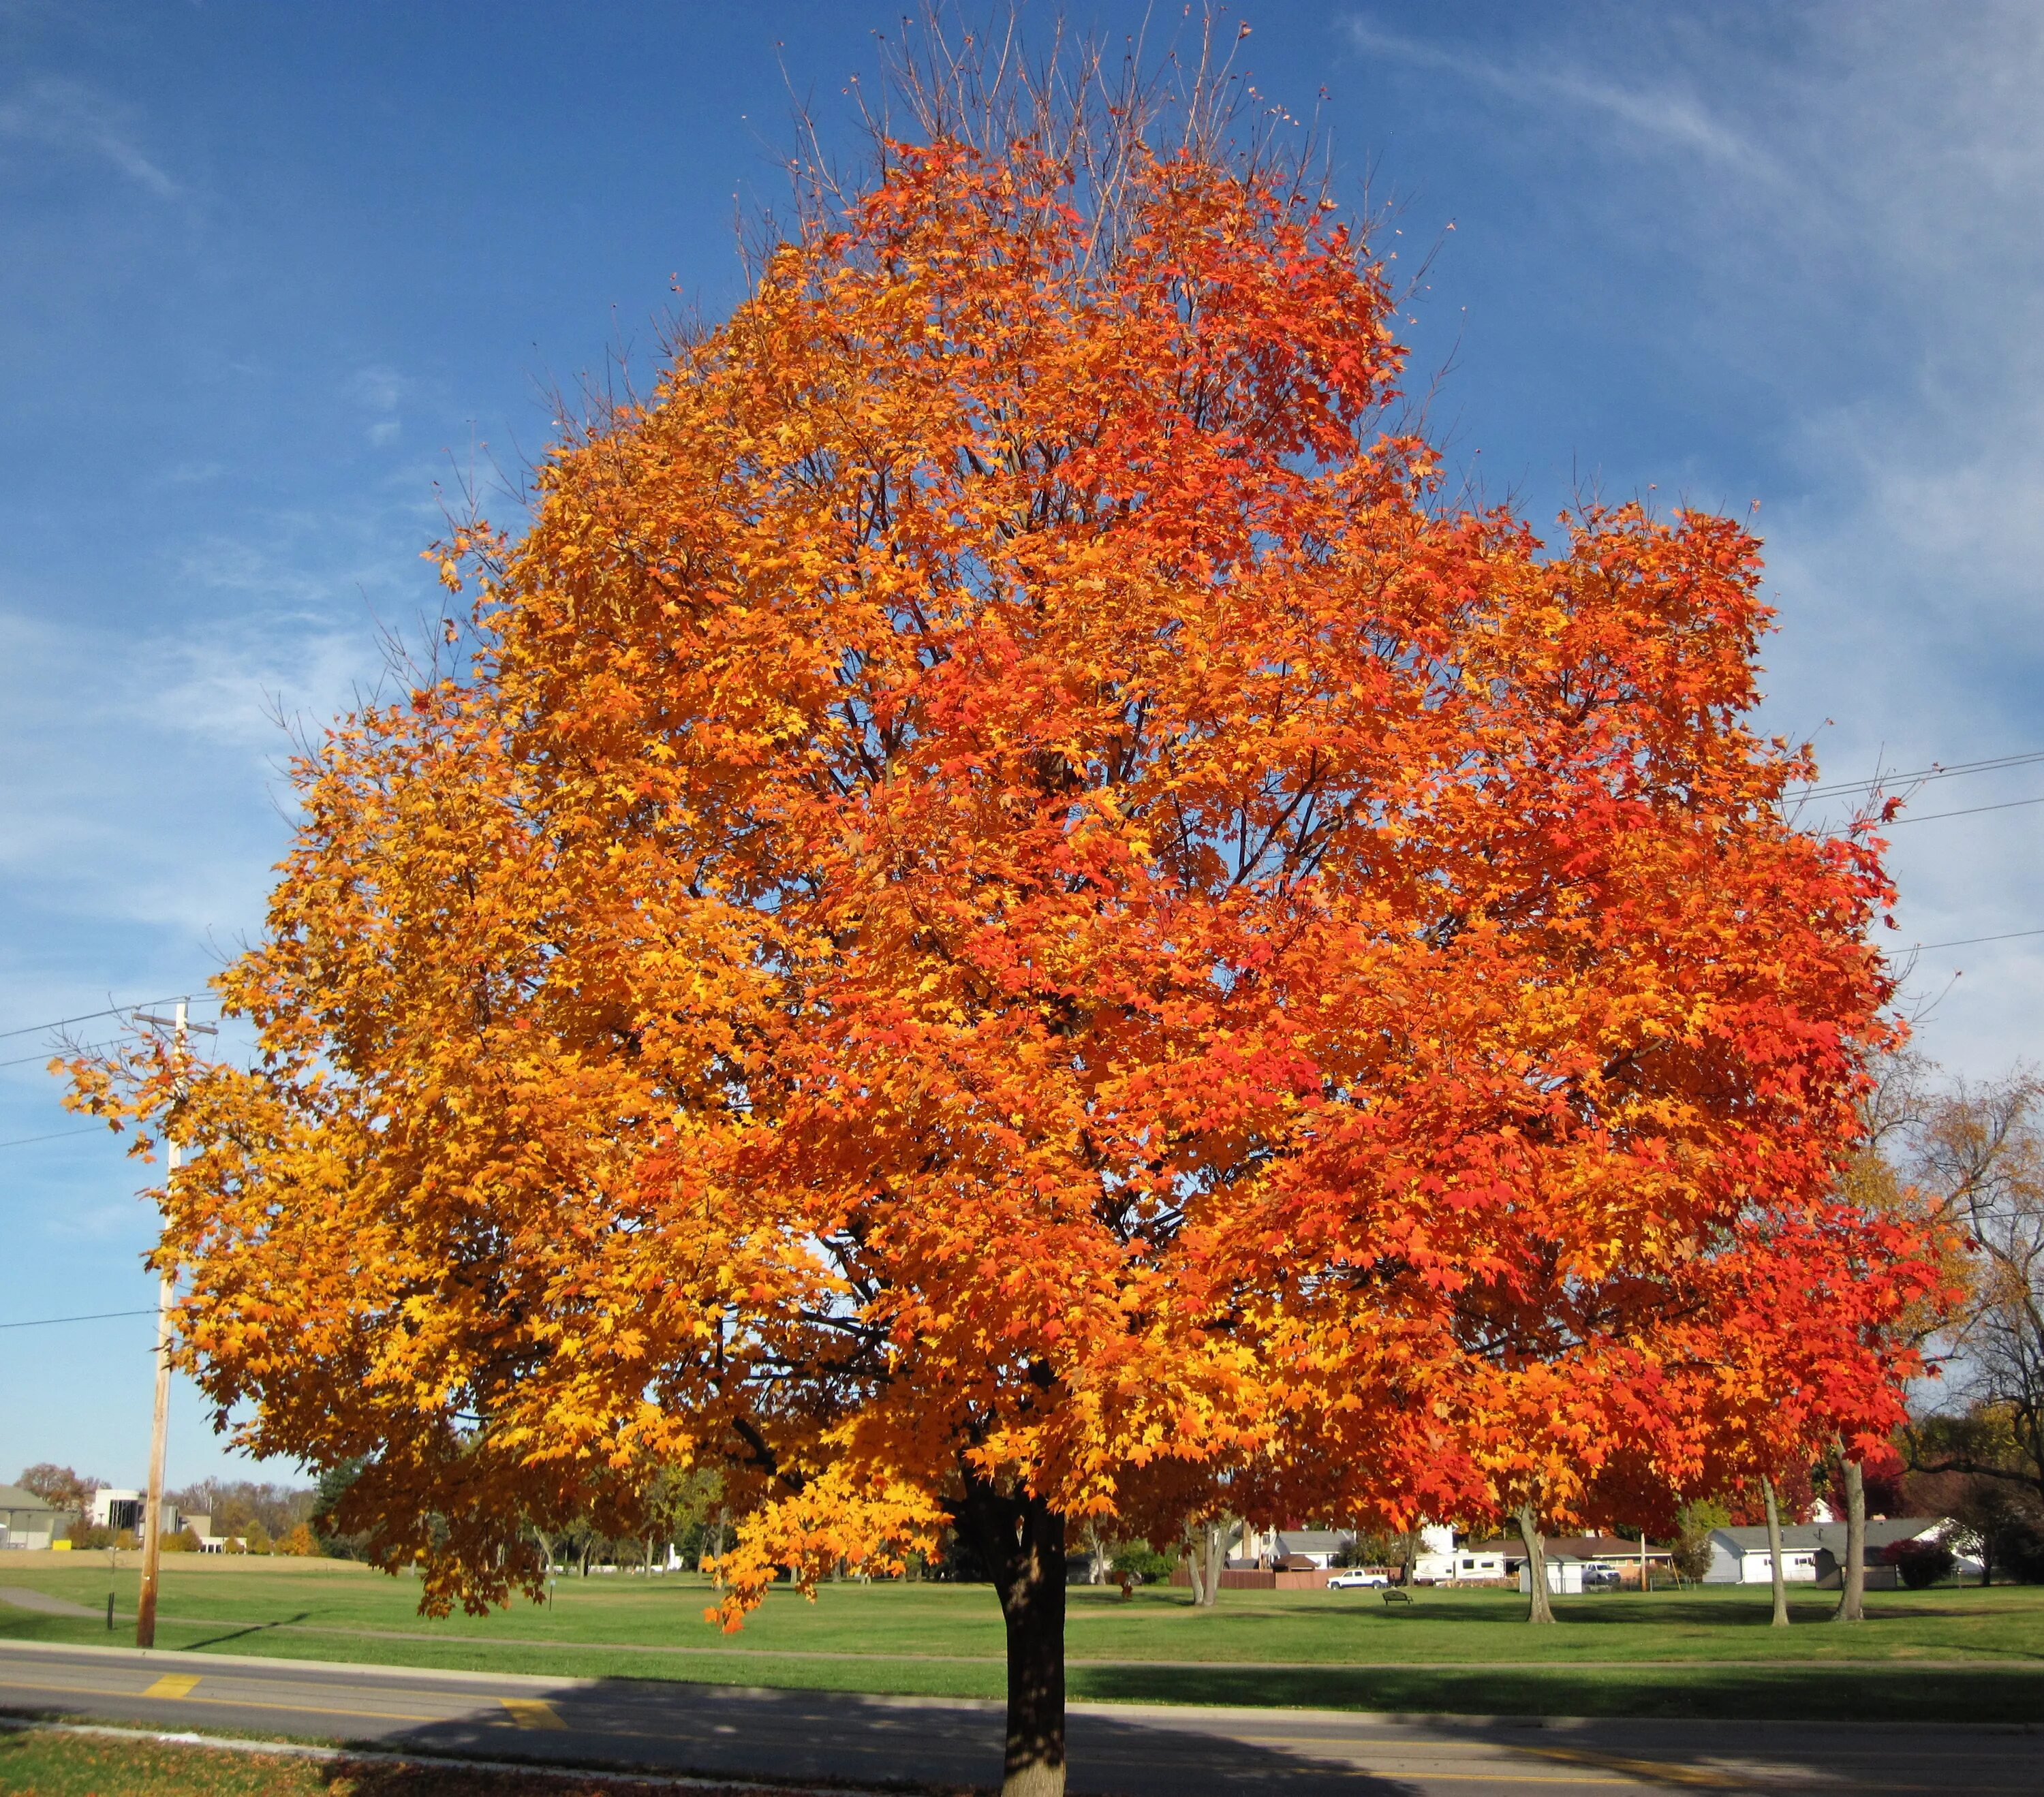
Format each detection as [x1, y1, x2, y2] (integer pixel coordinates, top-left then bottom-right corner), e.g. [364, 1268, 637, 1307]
[0, 1725, 782, 1796]
[4, 1557, 2043, 1721]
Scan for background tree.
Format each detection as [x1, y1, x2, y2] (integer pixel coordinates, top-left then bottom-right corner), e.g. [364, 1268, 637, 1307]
[65, 18, 1940, 1796]
[167, 1478, 315, 1543]
[1670, 1500, 1729, 1585]
[16, 1465, 102, 1515]
[642, 1466, 722, 1575]
[1903, 1076, 2044, 1507]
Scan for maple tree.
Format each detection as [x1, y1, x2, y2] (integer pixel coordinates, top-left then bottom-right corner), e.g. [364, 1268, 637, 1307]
[67, 29, 1946, 1796]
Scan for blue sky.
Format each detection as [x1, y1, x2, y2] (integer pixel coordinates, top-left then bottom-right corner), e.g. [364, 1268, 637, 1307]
[5, 1, 2042, 1487]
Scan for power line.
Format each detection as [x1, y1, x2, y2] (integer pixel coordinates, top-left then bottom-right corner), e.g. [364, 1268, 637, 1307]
[1904, 927, 2044, 953]
[0, 1126, 109, 1151]
[1799, 749, 2044, 801]
[1883, 794, 2044, 826]
[0, 1040, 114, 1071]
[0, 995, 212, 1044]
[0, 1307, 159, 1331]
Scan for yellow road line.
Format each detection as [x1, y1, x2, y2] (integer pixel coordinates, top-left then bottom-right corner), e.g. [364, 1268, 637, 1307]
[1519, 1745, 1747, 1789]
[140, 1674, 199, 1698]
[0, 1674, 444, 1725]
[501, 1698, 567, 1729]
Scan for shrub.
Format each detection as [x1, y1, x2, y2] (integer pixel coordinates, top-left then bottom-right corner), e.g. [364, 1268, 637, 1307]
[1109, 1544, 1177, 1584]
[1887, 1537, 1956, 1589]
[1996, 1514, 2044, 1584]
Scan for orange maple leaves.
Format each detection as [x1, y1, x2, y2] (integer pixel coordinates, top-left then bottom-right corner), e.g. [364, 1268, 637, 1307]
[68, 126, 1938, 1636]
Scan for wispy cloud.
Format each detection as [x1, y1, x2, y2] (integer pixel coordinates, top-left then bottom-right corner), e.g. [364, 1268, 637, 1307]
[1344, 18, 1776, 180]
[0, 75, 176, 196]
[348, 365, 409, 448]
[1340, 2, 2044, 1079]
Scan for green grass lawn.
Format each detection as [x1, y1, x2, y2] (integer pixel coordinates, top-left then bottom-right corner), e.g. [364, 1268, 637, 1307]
[5, 1560, 2043, 1721]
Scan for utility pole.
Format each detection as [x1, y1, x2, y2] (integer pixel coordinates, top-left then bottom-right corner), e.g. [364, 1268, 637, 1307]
[133, 999, 213, 1650]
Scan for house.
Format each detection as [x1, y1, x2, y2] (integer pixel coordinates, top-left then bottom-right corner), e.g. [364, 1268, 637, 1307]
[1465, 1533, 1673, 1591]
[0, 1485, 63, 1550]
[1230, 1525, 1354, 1570]
[1271, 1529, 1350, 1569]
[1703, 1517, 1960, 1589]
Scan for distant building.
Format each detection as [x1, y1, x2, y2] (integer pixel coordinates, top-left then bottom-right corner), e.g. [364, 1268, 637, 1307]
[1703, 1517, 1962, 1587]
[89, 1490, 179, 1537]
[0, 1484, 63, 1550]
[1230, 1526, 1355, 1570]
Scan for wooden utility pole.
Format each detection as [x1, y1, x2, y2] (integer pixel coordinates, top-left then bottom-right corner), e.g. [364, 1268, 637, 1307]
[133, 999, 211, 1649]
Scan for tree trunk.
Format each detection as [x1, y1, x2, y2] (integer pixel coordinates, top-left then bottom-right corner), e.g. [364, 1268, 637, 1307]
[1183, 1535, 1205, 1606]
[1198, 1520, 1226, 1608]
[1762, 1478, 1790, 1627]
[1085, 1530, 1109, 1586]
[1515, 1505, 1555, 1624]
[959, 1479, 1068, 1797]
[1835, 1456, 1866, 1623]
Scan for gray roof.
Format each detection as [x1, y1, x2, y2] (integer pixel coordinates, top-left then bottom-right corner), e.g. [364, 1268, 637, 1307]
[1273, 1529, 1352, 1553]
[0, 1484, 60, 1515]
[1711, 1517, 1945, 1554]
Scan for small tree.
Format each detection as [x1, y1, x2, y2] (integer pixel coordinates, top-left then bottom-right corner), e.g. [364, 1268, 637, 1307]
[1671, 1500, 1728, 1584]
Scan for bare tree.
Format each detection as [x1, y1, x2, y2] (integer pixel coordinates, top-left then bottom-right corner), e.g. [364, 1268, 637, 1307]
[1900, 1074, 2044, 1507]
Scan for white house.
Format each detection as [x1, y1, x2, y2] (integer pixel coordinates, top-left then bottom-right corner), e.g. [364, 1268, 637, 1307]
[1703, 1517, 1960, 1587]
[1230, 1525, 1354, 1569]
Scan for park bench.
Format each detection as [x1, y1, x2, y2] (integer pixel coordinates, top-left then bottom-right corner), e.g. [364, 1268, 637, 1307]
[1380, 1588, 1412, 1606]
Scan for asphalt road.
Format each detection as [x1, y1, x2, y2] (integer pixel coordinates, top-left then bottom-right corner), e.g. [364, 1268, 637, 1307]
[1, 1639, 2040, 1794]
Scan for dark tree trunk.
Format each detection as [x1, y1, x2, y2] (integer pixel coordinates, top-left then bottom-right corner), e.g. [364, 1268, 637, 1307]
[958, 1478, 1068, 1797]
[1762, 1479, 1790, 1627]
[1835, 1456, 1866, 1623]
[1516, 1506, 1555, 1624]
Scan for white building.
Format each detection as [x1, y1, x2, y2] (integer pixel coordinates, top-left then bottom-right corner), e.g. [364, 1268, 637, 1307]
[1518, 1559, 1589, 1595]
[89, 1490, 180, 1537]
[1231, 1525, 1354, 1569]
[1703, 1517, 1963, 1587]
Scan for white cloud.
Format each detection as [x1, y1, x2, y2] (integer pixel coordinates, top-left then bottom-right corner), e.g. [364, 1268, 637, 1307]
[0, 592, 382, 940]
[1346, 2, 2044, 1079]
[0, 75, 176, 196]
[1342, 18, 1775, 178]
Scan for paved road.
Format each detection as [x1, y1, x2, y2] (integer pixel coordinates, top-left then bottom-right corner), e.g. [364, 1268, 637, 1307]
[1, 1639, 2040, 1794]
